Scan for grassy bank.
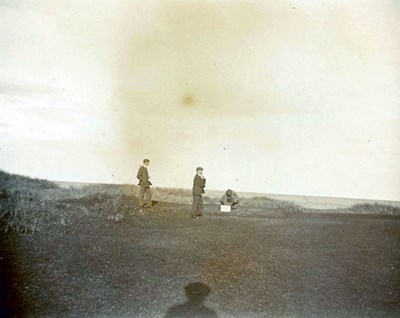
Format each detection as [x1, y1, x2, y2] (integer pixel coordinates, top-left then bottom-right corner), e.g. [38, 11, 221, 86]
[0, 170, 141, 234]
[1, 170, 399, 234]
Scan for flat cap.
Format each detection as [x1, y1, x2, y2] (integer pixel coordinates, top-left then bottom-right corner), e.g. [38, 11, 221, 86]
[196, 167, 204, 171]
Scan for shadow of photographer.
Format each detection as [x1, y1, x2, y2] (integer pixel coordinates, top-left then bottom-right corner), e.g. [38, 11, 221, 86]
[165, 282, 218, 317]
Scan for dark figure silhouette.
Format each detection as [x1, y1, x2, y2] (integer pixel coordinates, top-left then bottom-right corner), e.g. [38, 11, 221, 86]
[165, 282, 218, 318]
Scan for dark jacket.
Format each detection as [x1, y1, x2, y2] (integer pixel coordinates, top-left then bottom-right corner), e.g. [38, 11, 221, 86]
[192, 174, 206, 196]
[137, 166, 152, 188]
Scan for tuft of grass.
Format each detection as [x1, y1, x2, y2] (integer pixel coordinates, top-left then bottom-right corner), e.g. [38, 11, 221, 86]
[240, 196, 301, 211]
[0, 196, 45, 234]
[153, 187, 193, 204]
[0, 170, 141, 234]
[0, 169, 58, 195]
[0, 170, 62, 233]
[348, 203, 400, 215]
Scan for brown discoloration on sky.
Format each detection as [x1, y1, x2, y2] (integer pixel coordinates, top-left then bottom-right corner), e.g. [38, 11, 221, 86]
[182, 95, 194, 107]
[112, 1, 296, 164]
[1, 1, 400, 199]
[113, 1, 295, 119]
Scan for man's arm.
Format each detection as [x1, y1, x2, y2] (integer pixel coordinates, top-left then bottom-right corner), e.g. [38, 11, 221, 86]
[194, 175, 205, 188]
[220, 194, 227, 205]
[137, 167, 143, 180]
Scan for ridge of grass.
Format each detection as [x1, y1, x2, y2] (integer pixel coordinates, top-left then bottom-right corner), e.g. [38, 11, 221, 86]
[1, 170, 399, 234]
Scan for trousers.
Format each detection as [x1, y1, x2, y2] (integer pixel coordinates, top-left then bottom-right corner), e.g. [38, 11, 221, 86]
[192, 195, 203, 216]
[139, 186, 152, 207]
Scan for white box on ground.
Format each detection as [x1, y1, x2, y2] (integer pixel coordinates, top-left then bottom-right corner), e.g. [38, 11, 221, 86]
[220, 205, 231, 212]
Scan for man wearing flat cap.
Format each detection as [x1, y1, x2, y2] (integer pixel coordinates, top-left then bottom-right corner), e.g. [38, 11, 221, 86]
[192, 167, 206, 218]
[137, 159, 152, 208]
[220, 189, 240, 208]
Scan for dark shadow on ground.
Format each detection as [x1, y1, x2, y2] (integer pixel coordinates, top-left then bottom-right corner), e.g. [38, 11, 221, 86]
[0, 225, 33, 317]
[165, 282, 218, 318]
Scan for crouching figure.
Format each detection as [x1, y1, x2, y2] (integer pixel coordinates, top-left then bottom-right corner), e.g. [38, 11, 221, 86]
[220, 189, 239, 209]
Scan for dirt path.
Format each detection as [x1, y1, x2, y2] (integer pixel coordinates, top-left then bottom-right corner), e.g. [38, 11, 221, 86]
[1, 202, 400, 317]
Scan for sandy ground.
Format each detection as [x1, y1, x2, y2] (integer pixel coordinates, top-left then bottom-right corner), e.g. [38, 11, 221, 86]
[1, 202, 400, 317]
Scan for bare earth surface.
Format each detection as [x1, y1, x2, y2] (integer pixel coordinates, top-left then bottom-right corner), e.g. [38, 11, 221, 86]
[1, 201, 400, 317]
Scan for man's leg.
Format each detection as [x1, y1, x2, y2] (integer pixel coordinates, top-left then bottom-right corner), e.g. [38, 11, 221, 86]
[145, 187, 152, 207]
[197, 195, 203, 216]
[139, 186, 145, 207]
[192, 196, 200, 217]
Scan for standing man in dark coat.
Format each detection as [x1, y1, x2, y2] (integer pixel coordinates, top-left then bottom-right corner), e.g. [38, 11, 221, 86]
[137, 159, 152, 208]
[192, 167, 206, 218]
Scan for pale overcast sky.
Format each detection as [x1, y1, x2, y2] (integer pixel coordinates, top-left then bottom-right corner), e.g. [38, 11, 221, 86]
[1, 0, 399, 200]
